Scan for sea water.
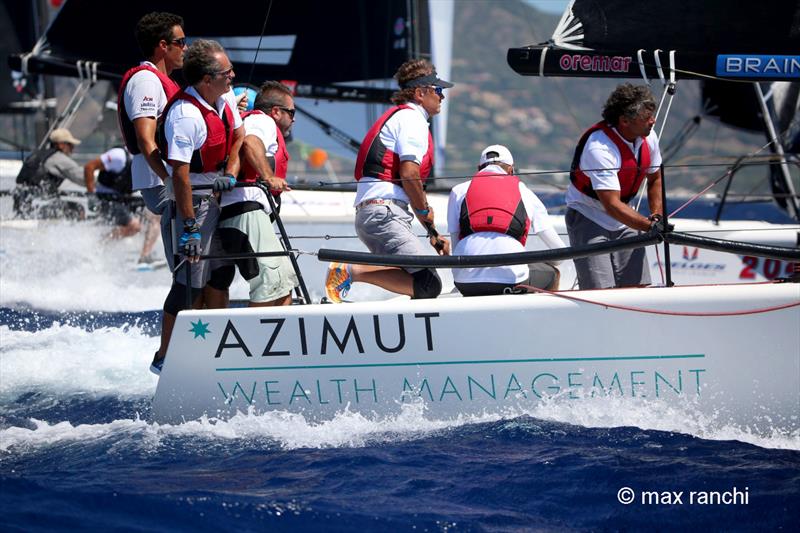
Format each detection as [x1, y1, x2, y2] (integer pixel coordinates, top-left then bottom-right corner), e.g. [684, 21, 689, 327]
[1, 209, 798, 531]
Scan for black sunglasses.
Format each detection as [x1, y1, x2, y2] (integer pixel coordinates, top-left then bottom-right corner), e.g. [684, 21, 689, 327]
[169, 37, 187, 47]
[276, 106, 296, 118]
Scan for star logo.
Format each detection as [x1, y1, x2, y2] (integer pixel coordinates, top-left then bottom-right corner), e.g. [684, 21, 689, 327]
[189, 319, 211, 339]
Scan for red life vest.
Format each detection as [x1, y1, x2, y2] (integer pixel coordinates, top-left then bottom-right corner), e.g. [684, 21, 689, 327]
[159, 90, 235, 173]
[569, 121, 651, 203]
[238, 110, 289, 196]
[459, 170, 530, 245]
[117, 64, 180, 155]
[354, 104, 434, 184]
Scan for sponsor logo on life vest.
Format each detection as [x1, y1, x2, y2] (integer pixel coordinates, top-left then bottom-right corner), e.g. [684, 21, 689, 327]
[716, 55, 800, 78]
[559, 54, 632, 73]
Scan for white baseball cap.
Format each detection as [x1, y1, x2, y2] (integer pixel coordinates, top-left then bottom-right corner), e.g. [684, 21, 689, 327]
[479, 144, 513, 167]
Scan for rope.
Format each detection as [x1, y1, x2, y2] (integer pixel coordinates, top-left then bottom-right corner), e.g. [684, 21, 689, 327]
[518, 284, 800, 317]
[247, 0, 274, 84]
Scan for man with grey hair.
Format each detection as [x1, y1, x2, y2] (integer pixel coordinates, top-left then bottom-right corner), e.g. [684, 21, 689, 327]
[565, 83, 664, 290]
[151, 39, 244, 374]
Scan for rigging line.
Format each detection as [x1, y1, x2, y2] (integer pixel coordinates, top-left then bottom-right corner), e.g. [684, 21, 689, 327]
[247, 0, 274, 84]
[310, 159, 797, 189]
[518, 284, 800, 317]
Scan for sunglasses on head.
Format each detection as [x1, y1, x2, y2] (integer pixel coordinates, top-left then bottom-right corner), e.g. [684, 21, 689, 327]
[169, 37, 186, 47]
[276, 106, 296, 118]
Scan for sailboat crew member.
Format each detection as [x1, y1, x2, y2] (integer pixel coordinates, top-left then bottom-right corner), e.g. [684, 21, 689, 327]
[153, 39, 244, 373]
[118, 12, 187, 370]
[447, 145, 566, 296]
[325, 59, 452, 303]
[213, 80, 299, 307]
[566, 83, 664, 289]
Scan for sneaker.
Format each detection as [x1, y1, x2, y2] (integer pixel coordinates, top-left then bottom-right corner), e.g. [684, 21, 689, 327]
[136, 254, 167, 272]
[150, 351, 165, 375]
[325, 262, 352, 303]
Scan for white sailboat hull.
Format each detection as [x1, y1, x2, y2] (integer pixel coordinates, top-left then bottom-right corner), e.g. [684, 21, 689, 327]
[153, 283, 800, 434]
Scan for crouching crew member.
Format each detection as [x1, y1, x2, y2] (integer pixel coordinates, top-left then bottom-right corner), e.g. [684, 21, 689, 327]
[447, 145, 566, 296]
[13, 128, 86, 220]
[325, 59, 452, 303]
[214, 80, 299, 307]
[152, 39, 244, 374]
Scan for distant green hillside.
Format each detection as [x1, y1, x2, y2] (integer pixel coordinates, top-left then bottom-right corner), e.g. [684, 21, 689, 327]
[444, 0, 770, 195]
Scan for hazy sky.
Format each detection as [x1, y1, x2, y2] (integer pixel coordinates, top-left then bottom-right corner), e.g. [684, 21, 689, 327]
[523, 0, 569, 15]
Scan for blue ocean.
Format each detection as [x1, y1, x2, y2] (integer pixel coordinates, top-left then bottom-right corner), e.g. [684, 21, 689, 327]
[1, 218, 798, 531]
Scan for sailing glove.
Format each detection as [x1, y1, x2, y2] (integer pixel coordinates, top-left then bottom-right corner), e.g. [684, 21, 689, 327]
[649, 214, 674, 233]
[212, 174, 237, 192]
[179, 218, 201, 257]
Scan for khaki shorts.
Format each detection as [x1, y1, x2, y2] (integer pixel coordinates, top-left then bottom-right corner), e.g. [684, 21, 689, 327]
[216, 209, 298, 303]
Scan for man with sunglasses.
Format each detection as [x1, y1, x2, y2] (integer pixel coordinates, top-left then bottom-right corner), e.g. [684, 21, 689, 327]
[325, 59, 452, 303]
[566, 83, 664, 290]
[119, 12, 186, 372]
[211, 80, 298, 308]
[447, 145, 566, 296]
[152, 39, 244, 374]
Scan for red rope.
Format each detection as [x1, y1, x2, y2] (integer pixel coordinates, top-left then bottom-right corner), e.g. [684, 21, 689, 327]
[516, 284, 800, 317]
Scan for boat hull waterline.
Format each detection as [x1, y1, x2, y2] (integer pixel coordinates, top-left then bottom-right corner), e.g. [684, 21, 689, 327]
[152, 283, 800, 434]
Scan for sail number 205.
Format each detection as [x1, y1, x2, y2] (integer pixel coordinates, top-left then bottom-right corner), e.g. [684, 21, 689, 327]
[740, 256, 797, 280]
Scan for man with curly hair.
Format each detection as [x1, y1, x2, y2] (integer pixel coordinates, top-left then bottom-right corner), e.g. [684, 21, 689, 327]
[565, 83, 664, 290]
[325, 59, 453, 303]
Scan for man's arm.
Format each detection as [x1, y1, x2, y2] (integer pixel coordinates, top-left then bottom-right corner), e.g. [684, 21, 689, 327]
[170, 161, 193, 220]
[83, 157, 102, 193]
[595, 189, 652, 231]
[223, 125, 244, 178]
[399, 160, 450, 255]
[241, 134, 291, 192]
[645, 168, 663, 220]
[133, 117, 170, 182]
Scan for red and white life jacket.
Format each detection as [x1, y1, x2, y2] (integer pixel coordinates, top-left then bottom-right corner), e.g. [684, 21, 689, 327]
[354, 105, 434, 184]
[159, 90, 235, 173]
[238, 109, 289, 196]
[459, 170, 530, 245]
[117, 64, 180, 155]
[569, 121, 651, 203]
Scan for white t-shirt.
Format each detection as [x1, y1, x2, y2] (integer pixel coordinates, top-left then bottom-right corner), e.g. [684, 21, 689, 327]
[95, 147, 128, 194]
[164, 86, 243, 188]
[353, 102, 431, 206]
[219, 111, 277, 210]
[447, 165, 566, 284]
[565, 127, 662, 231]
[123, 61, 171, 191]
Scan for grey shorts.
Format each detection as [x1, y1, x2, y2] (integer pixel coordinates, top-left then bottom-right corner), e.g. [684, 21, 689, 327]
[216, 208, 298, 303]
[173, 194, 222, 289]
[355, 202, 431, 275]
[141, 185, 175, 270]
[565, 208, 651, 290]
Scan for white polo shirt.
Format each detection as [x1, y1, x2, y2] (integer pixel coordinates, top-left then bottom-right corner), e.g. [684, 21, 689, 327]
[565, 127, 662, 231]
[123, 61, 171, 191]
[447, 165, 565, 284]
[354, 102, 431, 206]
[164, 86, 243, 188]
[219, 111, 278, 210]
